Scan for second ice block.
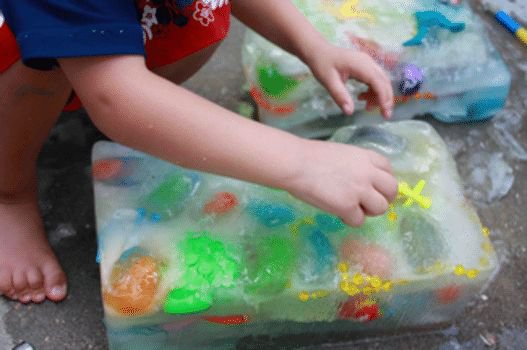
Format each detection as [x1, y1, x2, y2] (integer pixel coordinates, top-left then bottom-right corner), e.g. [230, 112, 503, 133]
[242, 0, 511, 138]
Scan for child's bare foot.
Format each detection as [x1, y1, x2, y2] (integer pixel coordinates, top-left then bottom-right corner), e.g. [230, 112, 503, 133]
[0, 194, 67, 304]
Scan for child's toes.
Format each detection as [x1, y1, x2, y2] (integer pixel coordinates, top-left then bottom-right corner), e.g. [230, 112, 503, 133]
[27, 268, 46, 303]
[19, 293, 32, 304]
[31, 292, 46, 303]
[42, 262, 67, 302]
[7, 292, 18, 300]
[27, 268, 44, 291]
[47, 284, 67, 302]
[12, 269, 29, 297]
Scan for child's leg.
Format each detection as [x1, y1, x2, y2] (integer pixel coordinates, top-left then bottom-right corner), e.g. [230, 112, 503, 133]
[0, 60, 72, 303]
[152, 43, 221, 84]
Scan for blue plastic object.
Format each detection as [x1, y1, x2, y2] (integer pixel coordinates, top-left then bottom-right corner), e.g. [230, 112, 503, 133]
[315, 214, 345, 233]
[496, 11, 521, 33]
[308, 229, 336, 271]
[247, 200, 296, 227]
[404, 11, 466, 46]
[494, 11, 527, 47]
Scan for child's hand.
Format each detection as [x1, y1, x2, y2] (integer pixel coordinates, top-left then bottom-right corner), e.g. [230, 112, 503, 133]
[307, 43, 394, 119]
[284, 139, 398, 227]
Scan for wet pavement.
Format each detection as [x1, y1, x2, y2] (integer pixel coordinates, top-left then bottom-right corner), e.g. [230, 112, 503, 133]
[1, 1, 526, 349]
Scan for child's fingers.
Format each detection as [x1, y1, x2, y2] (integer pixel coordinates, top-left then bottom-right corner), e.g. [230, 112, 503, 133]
[368, 151, 393, 174]
[349, 56, 393, 118]
[372, 65, 394, 118]
[343, 205, 365, 227]
[322, 70, 355, 115]
[361, 190, 389, 216]
[373, 171, 398, 202]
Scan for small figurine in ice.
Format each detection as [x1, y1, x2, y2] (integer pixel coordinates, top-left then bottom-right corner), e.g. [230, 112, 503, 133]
[403, 11, 465, 46]
[398, 64, 424, 96]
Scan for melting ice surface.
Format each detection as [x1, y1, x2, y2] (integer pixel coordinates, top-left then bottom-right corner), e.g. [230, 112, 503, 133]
[448, 108, 526, 207]
[242, 0, 511, 138]
[93, 121, 498, 350]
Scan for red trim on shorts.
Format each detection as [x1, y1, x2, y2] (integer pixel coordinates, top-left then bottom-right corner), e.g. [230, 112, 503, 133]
[1, 1, 232, 111]
[0, 21, 21, 73]
[141, 1, 231, 69]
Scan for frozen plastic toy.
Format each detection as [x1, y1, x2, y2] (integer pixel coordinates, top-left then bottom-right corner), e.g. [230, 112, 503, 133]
[242, 0, 511, 138]
[93, 120, 498, 350]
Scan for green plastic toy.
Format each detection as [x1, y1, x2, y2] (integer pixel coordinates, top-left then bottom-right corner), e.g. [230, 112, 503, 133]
[257, 64, 299, 98]
[164, 233, 240, 314]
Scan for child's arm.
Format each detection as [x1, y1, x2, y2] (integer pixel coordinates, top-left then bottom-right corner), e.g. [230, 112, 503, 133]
[232, 0, 393, 119]
[59, 56, 397, 226]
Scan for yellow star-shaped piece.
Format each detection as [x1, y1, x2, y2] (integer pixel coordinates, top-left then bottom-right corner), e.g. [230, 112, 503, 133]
[398, 180, 432, 209]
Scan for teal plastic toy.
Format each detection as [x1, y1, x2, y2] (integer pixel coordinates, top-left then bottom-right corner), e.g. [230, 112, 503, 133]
[314, 214, 345, 233]
[403, 11, 465, 46]
[247, 200, 296, 227]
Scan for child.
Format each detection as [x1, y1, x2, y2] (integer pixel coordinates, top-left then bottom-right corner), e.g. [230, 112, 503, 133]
[0, 0, 397, 305]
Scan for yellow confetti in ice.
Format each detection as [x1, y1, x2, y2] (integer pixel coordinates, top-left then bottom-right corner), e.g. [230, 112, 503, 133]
[370, 276, 382, 289]
[338, 262, 349, 273]
[298, 291, 310, 302]
[454, 265, 466, 276]
[479, 256, 490, 267]
[348, 285, 361, 296]
[340, 281, 351, 291]
[382, 282, 393, 291]
[388, 211, 398, 222]
[466, 269, 480, 279]
[340, 281, 360, 296]
[352, 273, 364, 285]
[482, 226, 490, 237]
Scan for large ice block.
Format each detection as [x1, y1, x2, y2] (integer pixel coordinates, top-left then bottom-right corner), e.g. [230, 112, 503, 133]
[242, 0, 511, 138]
[93, 121, 498, 350]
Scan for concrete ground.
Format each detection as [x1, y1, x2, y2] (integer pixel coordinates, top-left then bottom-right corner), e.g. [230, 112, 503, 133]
[1, 2, 526, 349]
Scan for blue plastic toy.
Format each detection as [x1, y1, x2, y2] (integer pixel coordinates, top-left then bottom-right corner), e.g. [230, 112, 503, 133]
[247, 200, 296, 227]
[404, 11, 465, 46]
[494, 10, 527, 47]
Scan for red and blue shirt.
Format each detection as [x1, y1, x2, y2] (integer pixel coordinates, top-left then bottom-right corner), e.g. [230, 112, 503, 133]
[0, 0, 231, 70]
